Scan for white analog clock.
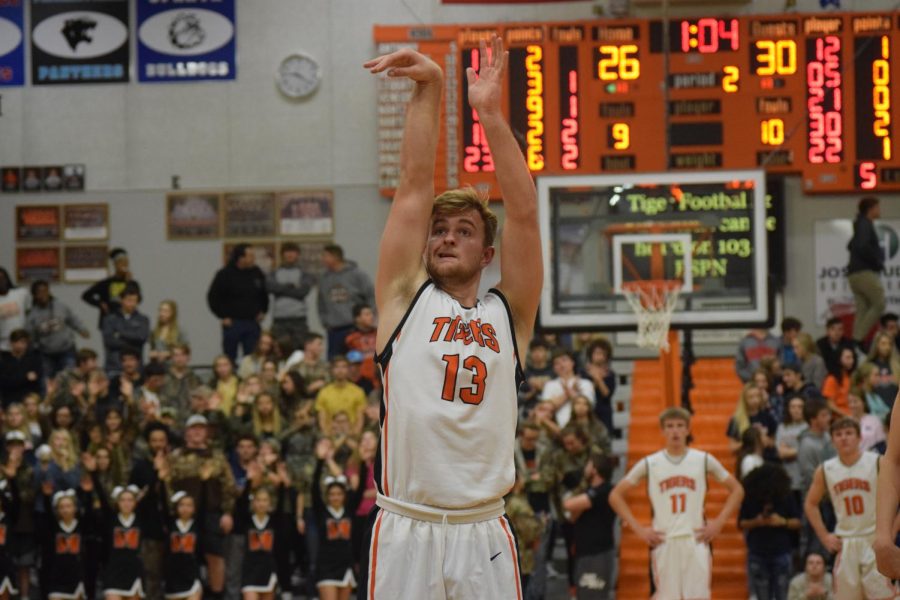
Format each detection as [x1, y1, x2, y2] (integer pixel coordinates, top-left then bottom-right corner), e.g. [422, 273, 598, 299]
[276, 53, 321, 99]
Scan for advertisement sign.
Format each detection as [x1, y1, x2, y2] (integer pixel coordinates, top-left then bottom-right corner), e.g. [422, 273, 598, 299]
[136, 0, 235, 82]
[31, 0, 129, 85]
[0, 2, 25, 86]
[814, 219, 900, 325]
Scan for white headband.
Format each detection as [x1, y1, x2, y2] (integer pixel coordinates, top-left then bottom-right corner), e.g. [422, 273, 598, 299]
[170, 491, 188, 505]
[52, 489, 76, 507]
[111, 485, 140, 501]
[323, 475, 348, 489]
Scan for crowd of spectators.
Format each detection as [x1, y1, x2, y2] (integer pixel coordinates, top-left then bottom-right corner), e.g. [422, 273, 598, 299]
[0, 245, 383, 600]
[2, 238, 898, 600]
[731, 315, 900, 600]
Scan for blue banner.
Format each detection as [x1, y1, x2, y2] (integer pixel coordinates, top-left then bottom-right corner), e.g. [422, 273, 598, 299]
[136, 0, 236, 82]
[0, 1, 25, 86]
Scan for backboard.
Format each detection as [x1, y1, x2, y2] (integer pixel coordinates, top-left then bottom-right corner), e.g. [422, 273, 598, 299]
[537, 170, 769, 330]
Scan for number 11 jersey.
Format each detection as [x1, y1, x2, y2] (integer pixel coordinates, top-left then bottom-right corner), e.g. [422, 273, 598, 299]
[625, 448, 730, 538]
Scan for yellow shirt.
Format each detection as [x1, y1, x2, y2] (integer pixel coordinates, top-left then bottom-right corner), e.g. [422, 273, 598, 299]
[315, 381, 366, 425]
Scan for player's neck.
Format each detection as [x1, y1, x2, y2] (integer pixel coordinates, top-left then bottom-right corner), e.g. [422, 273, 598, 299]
[436, 278, 481, 308]
[838, 450, 862, 465]
[664, 444, 687, 457]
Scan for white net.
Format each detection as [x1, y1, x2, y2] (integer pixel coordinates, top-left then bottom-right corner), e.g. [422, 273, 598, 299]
[622, 283, 682, 352]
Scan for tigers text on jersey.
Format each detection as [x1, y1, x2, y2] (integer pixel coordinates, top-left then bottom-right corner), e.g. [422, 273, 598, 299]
[375, 281, 524, 509]
[625, 448, 730, 538]
[823, 451, 879, 537]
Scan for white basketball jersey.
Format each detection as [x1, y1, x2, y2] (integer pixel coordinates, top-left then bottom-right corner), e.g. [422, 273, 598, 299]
[823, 451, 879, 537]
[627, 449, 729, 538]
[375, 281, 524, 509]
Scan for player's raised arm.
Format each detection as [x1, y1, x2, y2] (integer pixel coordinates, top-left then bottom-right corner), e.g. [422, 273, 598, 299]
[875, 399, 900, 576]
[470, 36, 543, 350]
[364, 49, 442, 338]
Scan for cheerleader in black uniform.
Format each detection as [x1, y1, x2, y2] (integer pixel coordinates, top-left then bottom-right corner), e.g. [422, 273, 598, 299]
[312, 441, 362, 600]
[96, 483, 145, 600]
[0, 477, 20, 600]
[162, 491, 203, 600]
[240, 484, 283, 600]
[40, 481, 93, 600]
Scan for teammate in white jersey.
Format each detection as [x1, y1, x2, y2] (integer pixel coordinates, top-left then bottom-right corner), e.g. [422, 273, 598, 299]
[359, 35, 542, 599]
[608, 407, 743, 600]
[805, 417, 897, 600]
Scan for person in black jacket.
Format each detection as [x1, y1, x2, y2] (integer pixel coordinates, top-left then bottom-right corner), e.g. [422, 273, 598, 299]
[206, 244, 269, 364]
[0, 330, 42, 408]
[81, 248, 141, 329]
[847, 196, 885, 347]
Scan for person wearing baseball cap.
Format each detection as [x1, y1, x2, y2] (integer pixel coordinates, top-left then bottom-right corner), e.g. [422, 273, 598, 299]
[168, 411, 236, 600]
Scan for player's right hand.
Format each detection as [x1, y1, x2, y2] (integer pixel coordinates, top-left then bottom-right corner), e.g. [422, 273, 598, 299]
[823, 533, 842, 554]
[364, 48, 442, 84]
[873, 536, 900, 578]
[637, 525, 665, 547]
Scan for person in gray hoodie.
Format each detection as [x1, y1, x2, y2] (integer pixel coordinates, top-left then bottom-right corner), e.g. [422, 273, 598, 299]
[796, 398, 835, 559]
[316, 244, 375, 358]
[25, 280, 89, 378]
[266, 242, 316, 352]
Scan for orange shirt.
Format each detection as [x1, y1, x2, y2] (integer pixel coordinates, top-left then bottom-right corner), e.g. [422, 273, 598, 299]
[821, 373, 850, 413]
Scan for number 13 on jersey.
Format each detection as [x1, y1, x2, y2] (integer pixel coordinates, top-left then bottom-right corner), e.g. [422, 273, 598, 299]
[441, 354, 488, 405]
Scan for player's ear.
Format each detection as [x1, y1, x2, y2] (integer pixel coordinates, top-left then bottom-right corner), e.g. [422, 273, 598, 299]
[481, 245, 496, 266]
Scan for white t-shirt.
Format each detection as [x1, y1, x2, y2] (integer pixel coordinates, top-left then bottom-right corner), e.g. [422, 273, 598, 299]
[625, 448, 730, 538]
[542, 376, 595, 427]
[0, 288, 29, 351]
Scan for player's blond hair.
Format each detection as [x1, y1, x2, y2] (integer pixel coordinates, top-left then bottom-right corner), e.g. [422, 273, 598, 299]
[659, 407, 692, 427]
[432, 187, 499, 248]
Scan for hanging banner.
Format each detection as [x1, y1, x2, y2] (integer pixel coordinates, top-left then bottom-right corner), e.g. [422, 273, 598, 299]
[814, 219, 900, 325]
[30, 0, 129, 85]
[0, 2, 25, 86]
[136, 0, 236, 82]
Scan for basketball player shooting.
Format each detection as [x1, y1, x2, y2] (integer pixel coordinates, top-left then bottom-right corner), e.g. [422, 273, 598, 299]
[608, 408, 743, 600]
[874, 393, 900, 578]
[359, 36, 542, 599]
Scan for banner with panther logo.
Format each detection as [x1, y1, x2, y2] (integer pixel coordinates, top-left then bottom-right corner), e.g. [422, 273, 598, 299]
[0, 1, 25, 86]
[30, 0, 129, 85]
[136, 0, 235, 82]
[814, 219, 900, 325]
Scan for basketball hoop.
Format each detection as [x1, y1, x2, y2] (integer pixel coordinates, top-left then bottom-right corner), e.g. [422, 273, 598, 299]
[621, 280, 682, 352]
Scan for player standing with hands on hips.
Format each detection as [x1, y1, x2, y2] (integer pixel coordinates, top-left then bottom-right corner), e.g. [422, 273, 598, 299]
[608, 408, 744, 600]
[359, 35, 542, 599]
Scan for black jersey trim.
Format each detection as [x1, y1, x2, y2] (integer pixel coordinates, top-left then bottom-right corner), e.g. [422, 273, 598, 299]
[487, 287, 526, 389]
[375, 279, 433, 372]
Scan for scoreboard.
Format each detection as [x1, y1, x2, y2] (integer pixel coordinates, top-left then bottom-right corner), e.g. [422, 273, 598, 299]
[374, 12, 900, 196]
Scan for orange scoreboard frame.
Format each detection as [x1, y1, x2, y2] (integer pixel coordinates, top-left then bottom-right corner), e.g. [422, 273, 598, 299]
[374, 13, 899, 196]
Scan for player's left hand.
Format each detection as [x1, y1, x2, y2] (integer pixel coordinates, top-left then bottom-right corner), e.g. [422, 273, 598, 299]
[466, 35, 507, 118]
[364, 48, 442, 84]
[694, 520, 723, 543]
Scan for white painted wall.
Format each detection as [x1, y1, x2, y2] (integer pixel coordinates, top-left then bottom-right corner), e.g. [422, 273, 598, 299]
[2, 0, 899, 363]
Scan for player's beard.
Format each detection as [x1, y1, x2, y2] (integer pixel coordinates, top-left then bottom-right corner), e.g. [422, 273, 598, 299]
[425, 252, 483, 289]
